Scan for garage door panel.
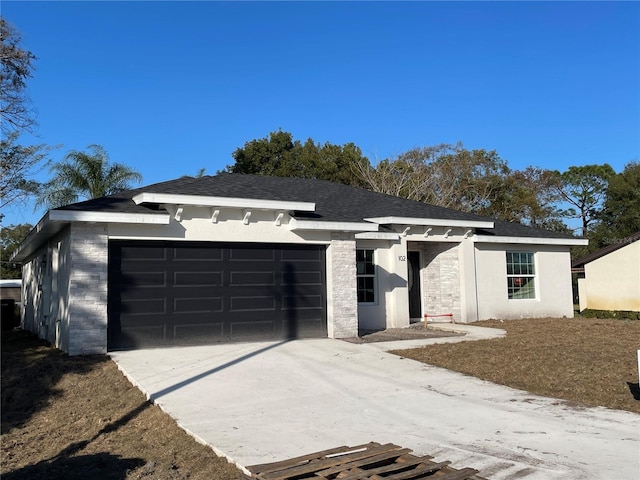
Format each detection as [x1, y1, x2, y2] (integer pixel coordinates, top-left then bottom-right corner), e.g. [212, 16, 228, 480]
[108, 241, 327, 350]
[174, 271, 223, 287]
[121, 246, 167, 261]
[120, 298, 166, 315]
[282, 295, 324, 310]
[281, 248, 323, 261]
[174, 297, 223, 314]
[282, 270, 323, 285]
[229, 295, 276, 312]
[229, 271, 275, 286]
[229, 248, 275, 261]
[173, 323, 224, 342]
[173, 247, 222, 261]
[119, 271, 167, 288]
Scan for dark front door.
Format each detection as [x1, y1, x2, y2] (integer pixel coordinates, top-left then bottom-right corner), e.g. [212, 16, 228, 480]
[108, 240, 327, 350]
[408, 251, 422, 320]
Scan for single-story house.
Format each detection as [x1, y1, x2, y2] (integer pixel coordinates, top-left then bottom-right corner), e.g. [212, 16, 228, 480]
[0, 279, 22, 303]
[1, 279, 22, 330]
[572, 232, 640, 312]
[12, 173, 587, 355]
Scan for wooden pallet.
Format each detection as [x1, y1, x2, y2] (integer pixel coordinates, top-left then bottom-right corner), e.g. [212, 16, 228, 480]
[242, 442, 488, 480]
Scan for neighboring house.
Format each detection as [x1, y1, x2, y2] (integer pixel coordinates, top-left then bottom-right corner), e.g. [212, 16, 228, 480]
[12, 173, 587, 355]
[1, 279, 22, 330]
[0, 279, 22, 303]
[572, 232, 640, 312]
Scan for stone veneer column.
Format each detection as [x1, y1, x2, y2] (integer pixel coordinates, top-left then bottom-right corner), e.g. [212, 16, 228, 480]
[422, 242, 462, 321]
[67, 223, 108, 355]
[327, 233, 358, 338]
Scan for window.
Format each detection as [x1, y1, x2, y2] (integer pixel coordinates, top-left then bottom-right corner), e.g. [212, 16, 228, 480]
[506, 252, 536, 299]
[356, 249, 376, 303]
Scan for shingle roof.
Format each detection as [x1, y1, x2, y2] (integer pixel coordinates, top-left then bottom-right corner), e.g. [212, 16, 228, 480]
[56, 172, 579, 240]
[572, 231, 640, 268]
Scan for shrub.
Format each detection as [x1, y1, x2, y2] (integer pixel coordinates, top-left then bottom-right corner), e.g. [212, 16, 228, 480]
[579, 309, 640, 320]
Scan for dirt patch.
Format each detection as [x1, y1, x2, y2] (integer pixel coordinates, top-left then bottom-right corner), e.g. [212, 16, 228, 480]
[343, 322, 464, 343]
[392, 317, 640, 414]
[1, 329, 241, 480]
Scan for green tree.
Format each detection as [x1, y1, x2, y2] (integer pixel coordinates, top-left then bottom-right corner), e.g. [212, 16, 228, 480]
[487, 166, 568, 231]
[553, 164, 616, 237]
[36, 144, 142, 209]
[228, 130, 297, 176]
[227, 130, 370, 187]
[0, 223, 31, 278]
[1, 19, 55, 220]
[1, 132, 57, 217]
[1, 18, 37, 133]
[591, 161, 640, 246]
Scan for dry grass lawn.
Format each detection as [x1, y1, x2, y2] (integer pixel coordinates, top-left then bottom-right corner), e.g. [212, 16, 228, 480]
[392, 317, 640, 414]
[1, 330, 241, 480]
[3, 318, 639, 479]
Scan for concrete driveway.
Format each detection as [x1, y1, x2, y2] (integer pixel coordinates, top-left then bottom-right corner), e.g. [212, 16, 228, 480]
[111, 327, 639, 480]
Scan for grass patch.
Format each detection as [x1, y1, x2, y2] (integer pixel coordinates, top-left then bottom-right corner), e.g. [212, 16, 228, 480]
[392, 317, 640, 414]
[1, 330, 241, 480]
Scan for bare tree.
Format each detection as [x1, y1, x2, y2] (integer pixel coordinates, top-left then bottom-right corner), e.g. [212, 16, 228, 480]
[356, 142, 509, 213]
[1, 18, 37, 134]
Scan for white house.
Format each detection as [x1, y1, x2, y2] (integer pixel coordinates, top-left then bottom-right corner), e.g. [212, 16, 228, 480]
[12, 173, 587, 354]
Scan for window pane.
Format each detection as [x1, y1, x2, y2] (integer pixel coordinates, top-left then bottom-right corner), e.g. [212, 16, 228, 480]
[357, 249, 375, 303]
[506, 251, 535, 299]
[357, 276, 375, 303]
[508, 276, 536, 299]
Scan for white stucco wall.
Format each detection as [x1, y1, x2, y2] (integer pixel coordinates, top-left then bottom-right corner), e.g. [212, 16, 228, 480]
[475, 243, 574, 320]
[108, 206, 332, 245]
[583, 241, 640, 311]
[356, 238, 409, 331]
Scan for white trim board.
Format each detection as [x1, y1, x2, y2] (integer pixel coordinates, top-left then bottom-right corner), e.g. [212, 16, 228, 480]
[133, 192, 315, 212]
[364, 216, 494, 229]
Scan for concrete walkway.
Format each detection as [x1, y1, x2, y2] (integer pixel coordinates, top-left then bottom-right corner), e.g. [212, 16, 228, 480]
[111, 327, 639, 480]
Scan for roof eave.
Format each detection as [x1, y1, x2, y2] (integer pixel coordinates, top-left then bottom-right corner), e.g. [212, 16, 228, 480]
[11, 210, 171, 263]
[364, 216, 494, 229]
[474, 235, 588, 246]
[289, 217, 379, 232]
[133, 192, 316, 212]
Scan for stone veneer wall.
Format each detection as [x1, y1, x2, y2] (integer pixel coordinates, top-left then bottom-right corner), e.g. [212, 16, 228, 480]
[67, 223, 108, 355]
[420, 242, 462, 322]
[328, 233, 358, 338]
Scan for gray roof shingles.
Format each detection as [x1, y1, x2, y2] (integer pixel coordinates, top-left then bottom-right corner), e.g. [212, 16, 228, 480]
[56, 173, 579, 240]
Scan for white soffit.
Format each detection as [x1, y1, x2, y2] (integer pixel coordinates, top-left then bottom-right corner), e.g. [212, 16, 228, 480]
[474, 235, 589, 246]
[49, 210, 171, 224]
[133, 192, 316, 212]
[289, 217, 379, 232]
[355, 232, 401, 240]
[364, 216, 494, 229]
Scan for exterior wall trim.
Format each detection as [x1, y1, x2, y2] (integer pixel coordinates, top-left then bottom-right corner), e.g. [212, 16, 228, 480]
[133, 192, 316, 212]
[475, 235, 588, 246]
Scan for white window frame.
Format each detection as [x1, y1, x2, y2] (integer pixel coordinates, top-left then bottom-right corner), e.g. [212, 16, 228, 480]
[506, 251, 537, 300]
[356, 248, 376, 304]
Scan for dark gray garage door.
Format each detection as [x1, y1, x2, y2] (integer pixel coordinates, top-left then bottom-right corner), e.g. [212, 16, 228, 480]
[108, 241, 327, 350]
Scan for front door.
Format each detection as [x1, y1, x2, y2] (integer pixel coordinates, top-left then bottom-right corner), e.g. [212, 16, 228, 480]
[408, 251, 422, 320]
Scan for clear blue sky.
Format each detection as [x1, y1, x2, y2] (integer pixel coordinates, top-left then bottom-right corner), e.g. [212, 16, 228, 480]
[3, 1, 639, 226]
